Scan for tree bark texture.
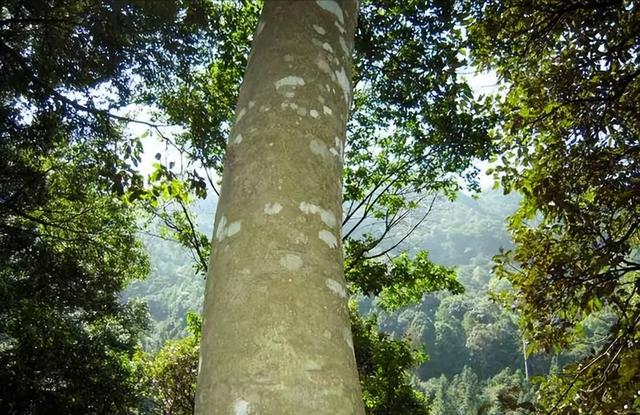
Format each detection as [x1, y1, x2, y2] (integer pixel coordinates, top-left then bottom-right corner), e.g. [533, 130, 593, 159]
[195, 1, 363, 414]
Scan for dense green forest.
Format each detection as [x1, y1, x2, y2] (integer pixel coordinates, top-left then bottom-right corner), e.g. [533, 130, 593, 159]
[1, 0, 638, 414]
[126, 188, 619, 414]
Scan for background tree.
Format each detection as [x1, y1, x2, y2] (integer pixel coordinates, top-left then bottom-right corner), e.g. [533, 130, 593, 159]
[0, 0, 211, 412]
[137, 312, 202, 415]
[0, 130, 150, 413]
[351, 306, 430, 415]
[467, 0, 640, 413]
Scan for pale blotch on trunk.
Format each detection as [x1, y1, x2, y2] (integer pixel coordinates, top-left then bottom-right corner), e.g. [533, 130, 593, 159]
[195, 1, 363, 415]
[263, 202, 283, 215]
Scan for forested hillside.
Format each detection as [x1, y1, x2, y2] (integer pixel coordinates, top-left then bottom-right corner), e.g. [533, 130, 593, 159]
[368, 190, 537, 413]
[127, 189, 530, 410]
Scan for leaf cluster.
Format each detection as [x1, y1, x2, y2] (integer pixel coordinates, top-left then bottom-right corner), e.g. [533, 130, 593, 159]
[346, 242, 463, 311]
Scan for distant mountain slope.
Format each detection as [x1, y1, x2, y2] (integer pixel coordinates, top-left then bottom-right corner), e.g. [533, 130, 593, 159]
[126, 189, 520, 352]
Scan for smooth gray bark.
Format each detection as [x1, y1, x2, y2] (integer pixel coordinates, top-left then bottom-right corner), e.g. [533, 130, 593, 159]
[195, 1, 363, 414]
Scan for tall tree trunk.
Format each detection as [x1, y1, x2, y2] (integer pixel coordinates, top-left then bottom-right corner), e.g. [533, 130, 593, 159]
[195, 1, 363, 414]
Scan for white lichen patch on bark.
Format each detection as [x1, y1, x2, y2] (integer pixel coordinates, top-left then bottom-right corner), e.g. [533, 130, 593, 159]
[311, 37, 325, 51]
[281, 103, 308, 116]
[233, 133, 243, 144]
[335, 67, 351, 106]
[248, 101, 255, 109]
[343, 328, 355, 355]
[325, 278, 348, 299]
[322, 42, 334, 53]
[215, 216, 242, 241]
[275, 76, 305, 90]
[263, 202, 283, 215]
[236, 107, 247, 122]
[280, 254, 303, 271]
[299, 202, 337, 228]
[323, 105, 333, 115]
[315, 0, 345, 25]
[329, 136, 343, 158]
[313, 24, 326, 35]
[304, 359, 323, 371]
[318, 229, 338, 248]
[226, 221, 242, 238]
[310, 139, 330, 159]
[256, 20, 265, 36]
[233, 399, 251, 415]
[339, 36, 349, 57]
[214, 216, 227, 241]
[310, 109, 319, 118]
[315, 56, 332, 75]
